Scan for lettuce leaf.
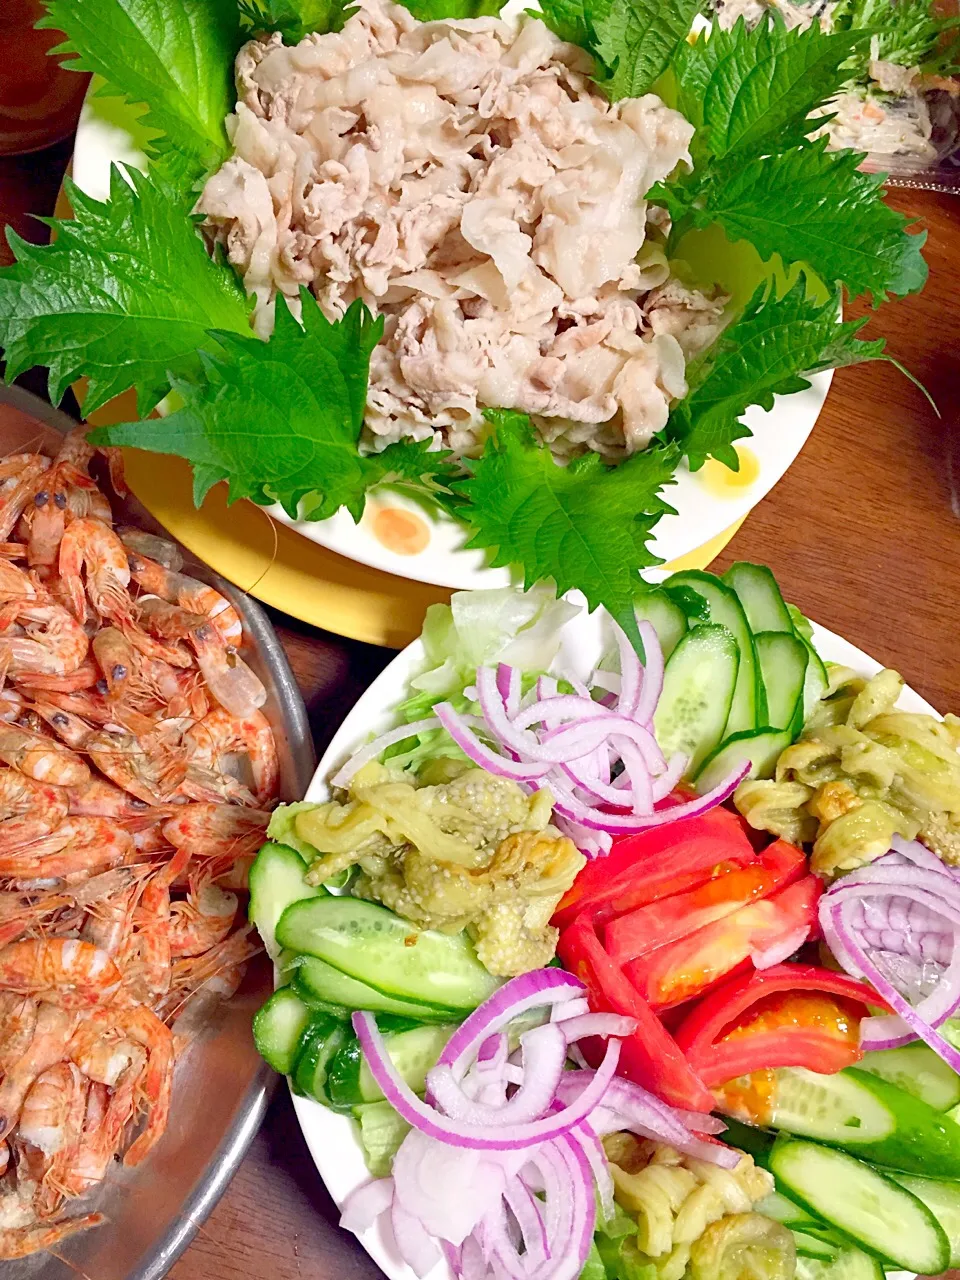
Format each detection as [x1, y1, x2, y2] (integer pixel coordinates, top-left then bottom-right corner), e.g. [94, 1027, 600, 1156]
[90, 290, 459, 521]
[39, 0, 240, 188]
[0, 166, 250, 416]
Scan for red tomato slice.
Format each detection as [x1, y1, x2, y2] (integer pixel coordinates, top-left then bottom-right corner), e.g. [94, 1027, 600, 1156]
[603, 840, 806, 965]
[552, 807, 758, 931]
[624, 876, 823, 1011]
[557, 910, 715, 1113]
[673, 963, 886, 1063]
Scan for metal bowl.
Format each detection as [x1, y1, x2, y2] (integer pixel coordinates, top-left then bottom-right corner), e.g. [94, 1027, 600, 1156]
[0, 384, 316, 1279]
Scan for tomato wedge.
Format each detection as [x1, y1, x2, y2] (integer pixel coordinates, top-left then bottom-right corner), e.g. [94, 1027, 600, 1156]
[623, 875, 822, 1010]
[674, 963, 886, 1088]
[552, 807, 758, 930]
[603, 840, 806, 965]
[557, 910, 715, 1112]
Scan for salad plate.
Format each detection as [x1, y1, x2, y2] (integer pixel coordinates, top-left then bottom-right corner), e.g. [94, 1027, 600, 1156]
[284, 600, 936, 1280]
[71, 70, 829, 594]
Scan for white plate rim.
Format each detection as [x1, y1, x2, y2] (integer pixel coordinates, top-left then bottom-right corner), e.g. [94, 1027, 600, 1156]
[70, 68, 831, 592]
[288, 609, 936, 1280]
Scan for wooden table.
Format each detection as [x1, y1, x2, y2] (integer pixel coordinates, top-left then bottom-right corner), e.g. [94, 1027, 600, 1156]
[2, 138, 960, 1280]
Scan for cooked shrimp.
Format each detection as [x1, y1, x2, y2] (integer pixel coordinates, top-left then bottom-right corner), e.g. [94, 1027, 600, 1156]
[29, 701, 94, 752]
[98, 445, 127, 498]
[166, 922, 260, 1015]
[129, 554, 242, 643]
[21, 484, 67, 569]
[118, 526, 183, 571]
[53, 1080, 112, 1198]
[91, 625, 150, 712]
[183, 708, 278, 806]
[169, 858, 238, 958]
[0, 455, 50, 542]
[162, 802, 271, 859]
[0, 724, 89, 787]
[0, 940, 121, 1012]
[0, 602, 89, 678]
[0, 1002, 78, 1141]
[133, 823, 176, 856]
[126, 846, 190, 1001]
[189, 622, 266, 718]
[123, 605, 193, 668]
[0, 689, 24, 722]
[0, 993, 38, 1070]
[85, 727, 185, 805]
[18, 1062, 85, 1158]
[59, 519, 133, 624]
[0, 543, 27, 560]
[14, 660, 99, 693]
[0, 893, 72, 950]
[0, 773, 69, 853]
[0, 559, 37, 602]
[80, 879, 138, 956]
[0, 816, 136, 884]
[65, 775, 154, 820]
[0, 1213, 106, 1260]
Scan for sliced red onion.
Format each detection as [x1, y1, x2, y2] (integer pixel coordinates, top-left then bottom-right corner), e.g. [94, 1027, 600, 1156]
[496, 663, 521, 718]
[554, 813, 614, 858]
[615, 621, 643, 721]
[575, 1121, 614, 1222]
[392, 1197, 442, 1278]
[551, 1013, 637, 1043]
[340, 1175, 396, 1234]
[331, 716, 441, 788]
[751, 926, 810, 970]
[652, 752, 689, 802]
[354, 1011, 621, 1150]
[551, 763, 748, 833]
[434, 703, 553, 782]
[631, 622, 663, 727]
[438, 968, 586, 1078]
[428, 1022, 569, 1126]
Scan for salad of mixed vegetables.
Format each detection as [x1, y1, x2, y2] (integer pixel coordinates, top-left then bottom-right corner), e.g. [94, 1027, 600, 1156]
[246, 561, 960, 1280]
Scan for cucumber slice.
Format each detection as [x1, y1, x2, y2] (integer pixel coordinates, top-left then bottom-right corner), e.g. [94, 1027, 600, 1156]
[667, 571, 763, 734]
[634, 589, 688, 662]
[724, 562, 794, 635]
[793, 1232, 839, 1261]
[891, 1173, 960, 1267]
[277, 898, 500, 1011]
[756, 1191, 823, 1233]
[857, 1041, 960, 1112]
[693, 726, 791, 794]
[252, 986, 314, 1075]
[755, 632, 808, 732]
[293, 955, 457, 1022]
[770, 1138, 949, 1273]
[292, 1015, 350, 1105]
[653, 624, 739, 775]
[761, 1065, 960, 1176]
[248, 842, 324, 960]
[794, 1247, 883, 1280]
[327, 1022, 456, 1109]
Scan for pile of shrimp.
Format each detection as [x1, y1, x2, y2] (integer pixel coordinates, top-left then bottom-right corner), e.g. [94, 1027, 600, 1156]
[0, 430, 280, 1259]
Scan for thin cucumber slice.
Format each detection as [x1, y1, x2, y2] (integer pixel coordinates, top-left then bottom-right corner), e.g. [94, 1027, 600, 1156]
[248, 842, 323, 960]
[293, 955, 456, 1022]
[755, 1191, 823, 1233]
[766, 1067, 896, 1145]
[667, 570, 763, 734]
[277, 897, 500, 1012]
[634, 589, 688, 662]
[724, 562, 794, 634]
[857, 1040, 960, 1111]
[891, 1174, 960, 1267]
[653, 623, 739, 776]
[252, 986, 313, 1075]
[770, 1138, 949, 1273]
[761, 1065, 960, 1176]
[793, 1232, 839, 1261]
[755, 631, 808, 732]
[794, 1247, 883, 1280]
[327, 1023, 455, 1109]
[694, 726, 790, 794]
[292, 1015, 350, 1105]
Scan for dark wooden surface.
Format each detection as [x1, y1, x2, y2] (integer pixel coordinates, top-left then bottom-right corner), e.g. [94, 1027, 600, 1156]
[2, 132, 959, 1280]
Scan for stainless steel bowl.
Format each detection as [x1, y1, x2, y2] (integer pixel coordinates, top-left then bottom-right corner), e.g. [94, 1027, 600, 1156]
[0, 384, 316, 1279]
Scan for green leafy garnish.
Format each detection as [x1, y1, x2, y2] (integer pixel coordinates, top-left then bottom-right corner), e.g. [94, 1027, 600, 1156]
[39, 0, 240, 188]
[0, 166, 250, 417]
[457, 410, 679, 626]
[666, 276, 887, 471]
[832, 0, 960, 76]
[584, 0, 704, 102]
[655, 17, 927, 301]
[90, 291, 458, 520]
[241, 0, 500, 38]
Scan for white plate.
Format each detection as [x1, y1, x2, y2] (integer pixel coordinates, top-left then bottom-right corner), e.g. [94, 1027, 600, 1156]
[288, 607, 936, 1280]
[71, 59, 831, 592]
